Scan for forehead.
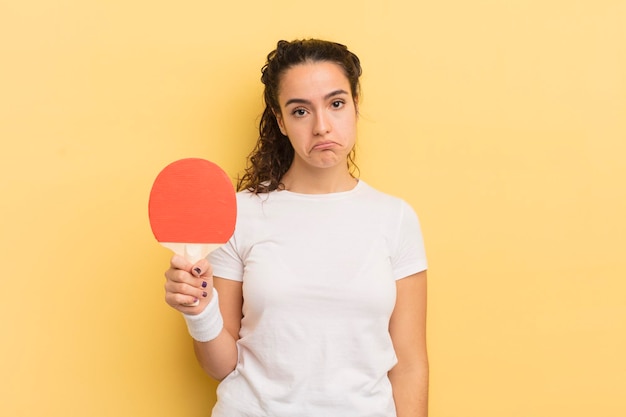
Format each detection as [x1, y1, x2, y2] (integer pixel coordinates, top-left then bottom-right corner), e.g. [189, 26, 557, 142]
[277, 61, 351, 103]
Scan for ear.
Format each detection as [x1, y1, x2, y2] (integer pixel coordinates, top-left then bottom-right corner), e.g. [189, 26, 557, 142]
[274, 110, 287, 136]
[353, 95, 359, 117]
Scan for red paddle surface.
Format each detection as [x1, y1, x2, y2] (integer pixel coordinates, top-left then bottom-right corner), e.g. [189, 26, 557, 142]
[148, 158, 236, 244]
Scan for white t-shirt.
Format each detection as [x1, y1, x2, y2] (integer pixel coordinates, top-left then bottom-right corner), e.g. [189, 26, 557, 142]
[209, 180, 427, 417]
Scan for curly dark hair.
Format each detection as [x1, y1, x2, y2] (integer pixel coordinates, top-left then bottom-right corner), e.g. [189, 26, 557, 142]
[237, 39, 363, 193]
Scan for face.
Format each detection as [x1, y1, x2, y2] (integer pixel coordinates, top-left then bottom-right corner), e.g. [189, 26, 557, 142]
[274, 61, 358, 172]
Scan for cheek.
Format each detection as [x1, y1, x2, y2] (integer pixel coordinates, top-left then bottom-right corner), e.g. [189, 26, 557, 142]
[339, 117, 358, 139]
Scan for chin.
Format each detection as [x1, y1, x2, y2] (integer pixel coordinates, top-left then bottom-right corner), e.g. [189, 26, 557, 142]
[313, 159, 345, 170]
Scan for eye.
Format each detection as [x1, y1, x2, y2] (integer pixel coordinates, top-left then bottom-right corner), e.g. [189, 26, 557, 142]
[292, 108, 307, 117]
[331, 100, 345, 109]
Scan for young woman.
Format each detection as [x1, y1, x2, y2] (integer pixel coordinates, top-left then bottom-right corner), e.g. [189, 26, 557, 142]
[164, 39, 429, 417]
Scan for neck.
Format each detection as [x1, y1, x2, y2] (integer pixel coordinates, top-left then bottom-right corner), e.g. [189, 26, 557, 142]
[280, 164, 357, 194]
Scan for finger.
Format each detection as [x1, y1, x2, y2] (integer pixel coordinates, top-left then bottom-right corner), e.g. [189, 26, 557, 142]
[165, 266, 194, 284]
[165, 286, 211, 310]
[165, 277, 209, 296]
[164, 271, 212, 298]
[191, 258, 213, 278]
[170, 254, 192, 272]
[166, 267, 210, 291]
[165, 291, 200, 309]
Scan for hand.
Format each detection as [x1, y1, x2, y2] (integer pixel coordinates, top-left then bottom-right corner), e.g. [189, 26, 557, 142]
[164, 254, 215, 315]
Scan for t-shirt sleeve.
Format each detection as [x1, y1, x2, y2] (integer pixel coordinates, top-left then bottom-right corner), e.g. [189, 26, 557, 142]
[391, 200, 428, 280]
[208, 233, 244, 282]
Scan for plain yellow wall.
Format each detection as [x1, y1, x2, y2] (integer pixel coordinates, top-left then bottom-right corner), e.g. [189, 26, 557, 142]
[1, 1, 624, 416]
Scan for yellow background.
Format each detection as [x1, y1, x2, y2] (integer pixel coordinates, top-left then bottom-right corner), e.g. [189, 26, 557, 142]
[1, 1, 624, 416]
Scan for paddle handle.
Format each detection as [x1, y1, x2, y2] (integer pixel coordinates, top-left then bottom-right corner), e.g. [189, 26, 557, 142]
[160, 242, 222, 263]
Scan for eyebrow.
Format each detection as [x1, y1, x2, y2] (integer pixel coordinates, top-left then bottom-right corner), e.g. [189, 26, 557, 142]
[284, 89, 350, 107]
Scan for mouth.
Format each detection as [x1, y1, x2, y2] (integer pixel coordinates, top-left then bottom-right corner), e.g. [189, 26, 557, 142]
[311, 141, 336, 151]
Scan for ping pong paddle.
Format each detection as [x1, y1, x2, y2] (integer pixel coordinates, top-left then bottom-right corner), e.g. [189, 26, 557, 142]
[149, 158, 237, 304]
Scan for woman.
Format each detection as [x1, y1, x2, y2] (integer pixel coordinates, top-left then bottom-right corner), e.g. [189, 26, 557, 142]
[164, 39, 429, 417]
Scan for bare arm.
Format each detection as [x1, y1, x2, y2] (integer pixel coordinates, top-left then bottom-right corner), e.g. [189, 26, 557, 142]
[192, 277, 243, 380]
[164, 255, 243, 381]
[388, 270, 429, 417]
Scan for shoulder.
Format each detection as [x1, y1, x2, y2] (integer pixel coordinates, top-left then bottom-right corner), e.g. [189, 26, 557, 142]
[356, 181, 415, 213]
[232, 189, 283, 222]
[234, 189, 271, 208]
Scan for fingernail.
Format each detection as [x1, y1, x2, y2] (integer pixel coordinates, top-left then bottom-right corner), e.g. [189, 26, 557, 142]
[202, 281, 208, 288]
[202, 291, 208, 298]
[193, 267, 202, 275]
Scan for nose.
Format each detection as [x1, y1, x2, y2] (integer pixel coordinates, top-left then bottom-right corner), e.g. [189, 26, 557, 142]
[313, 111, 331, 136]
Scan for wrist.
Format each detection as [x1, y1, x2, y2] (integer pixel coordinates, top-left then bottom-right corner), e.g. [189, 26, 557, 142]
[182, 288, 224, 342]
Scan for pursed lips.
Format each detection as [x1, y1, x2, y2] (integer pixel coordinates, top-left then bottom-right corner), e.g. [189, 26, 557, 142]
[311, 141, 337, 151]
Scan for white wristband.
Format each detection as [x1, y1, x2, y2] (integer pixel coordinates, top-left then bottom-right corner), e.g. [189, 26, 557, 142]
[183, 288, 224, 342]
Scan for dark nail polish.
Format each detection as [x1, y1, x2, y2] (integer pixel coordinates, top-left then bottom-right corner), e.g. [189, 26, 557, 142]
[202, 291, 208, 298]
[193, 267, 202, 275]
[202, 281, 208, 288]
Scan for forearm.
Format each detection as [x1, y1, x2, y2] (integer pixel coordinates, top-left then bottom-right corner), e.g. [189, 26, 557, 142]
[193, 329, 238, 380]
[388, 271, 429, 416]
[183, 288, 240, 381]
[389, 360, 429, 417]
